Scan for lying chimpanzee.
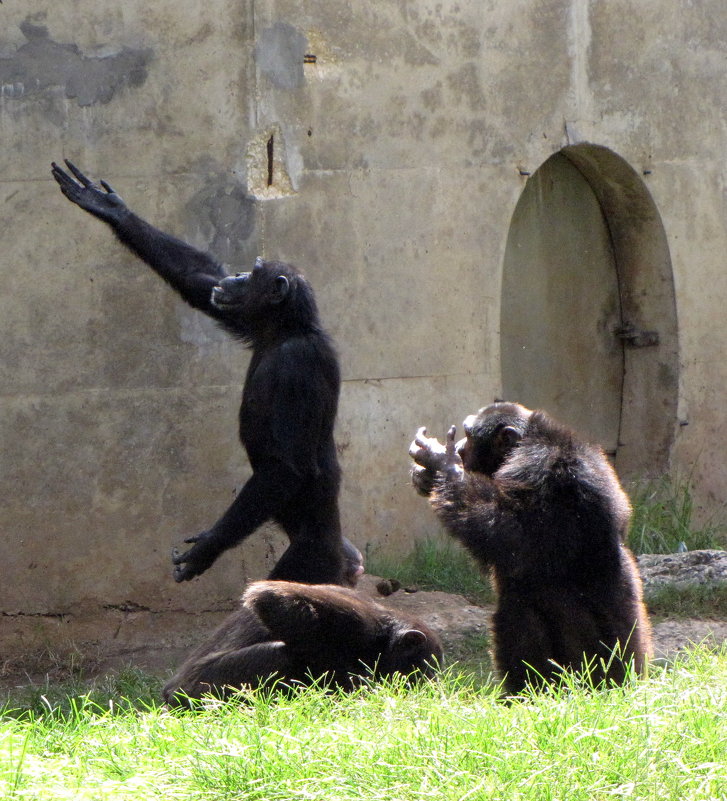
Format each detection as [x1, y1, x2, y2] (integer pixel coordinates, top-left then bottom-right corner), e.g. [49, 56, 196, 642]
[410, 401, 652, 694]
[163, 580, 442, 705]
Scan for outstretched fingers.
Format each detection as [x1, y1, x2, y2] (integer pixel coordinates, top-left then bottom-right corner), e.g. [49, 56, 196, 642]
[409, 427, 436, 465]
[408, 426, 429, 459]
[51, 161, 95, 203]
[64, 159, 94, 187]
[444, 425, 464, 478]
[410, 426, 451, 474]
[51, 161, 77, 191]
[445, 426, 457, 461]
[51, 159, 127, 220]
[51, 160, 107, 194]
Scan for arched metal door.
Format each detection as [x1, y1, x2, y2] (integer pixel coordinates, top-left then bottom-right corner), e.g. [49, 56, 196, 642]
[501, 152, 624, 453]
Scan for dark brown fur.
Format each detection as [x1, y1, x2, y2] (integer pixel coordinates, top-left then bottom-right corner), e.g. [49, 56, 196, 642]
[410, 402, 652, 695]
[163, 581, 442, 705]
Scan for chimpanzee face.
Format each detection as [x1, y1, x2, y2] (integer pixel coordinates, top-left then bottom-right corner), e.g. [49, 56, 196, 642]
[211, 271, 252, 310]
[211, 257, 290, 316]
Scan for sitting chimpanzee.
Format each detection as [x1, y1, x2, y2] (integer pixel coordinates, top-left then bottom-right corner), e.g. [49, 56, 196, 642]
[52, 160, 351, 586]
[410, 402, 652, 695]
[162, 580, 443, 705]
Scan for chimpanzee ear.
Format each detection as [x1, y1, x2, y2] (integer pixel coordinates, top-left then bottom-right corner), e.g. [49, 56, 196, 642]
[397, 629, 427, 652]
[497, 425, 522, 451]
[271, 275, 290, 304]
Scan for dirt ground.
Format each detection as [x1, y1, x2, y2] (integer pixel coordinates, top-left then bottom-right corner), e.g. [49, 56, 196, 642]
[357, 576, 727, 662]
[2, 574, 726, 694]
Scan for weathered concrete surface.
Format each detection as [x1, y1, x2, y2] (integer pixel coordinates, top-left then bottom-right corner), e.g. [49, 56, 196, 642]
[2, 1, 727, 659]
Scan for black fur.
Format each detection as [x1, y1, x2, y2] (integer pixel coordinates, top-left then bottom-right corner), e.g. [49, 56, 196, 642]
[52, 160, 348, 584]
[162, 581, 443, 705]
[410, 402, 652, 694]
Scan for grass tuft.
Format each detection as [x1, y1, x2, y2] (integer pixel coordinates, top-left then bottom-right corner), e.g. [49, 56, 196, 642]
[627, 474, 725, 554]
[645, 581, 727, 620]
[366, 534, 495, 605]
[1, 666, 163, 722]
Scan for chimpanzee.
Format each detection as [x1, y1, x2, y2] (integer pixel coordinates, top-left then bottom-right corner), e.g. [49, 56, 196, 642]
[162, 580, 443, 705]
[51, 160, 348, 585]
[409, 402, 652, 694]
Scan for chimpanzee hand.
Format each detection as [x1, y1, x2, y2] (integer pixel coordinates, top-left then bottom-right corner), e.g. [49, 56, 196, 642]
[172, 532, 219, 583]
[410, 426, 462, 495]
[410, 426, 446, 496]
[409, 427, 448, 471]
[51, 160, 128, 224]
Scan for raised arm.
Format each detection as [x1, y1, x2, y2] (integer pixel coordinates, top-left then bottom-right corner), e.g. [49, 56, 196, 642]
[51, 160, 227, 317]
[409, 424, 522, 567]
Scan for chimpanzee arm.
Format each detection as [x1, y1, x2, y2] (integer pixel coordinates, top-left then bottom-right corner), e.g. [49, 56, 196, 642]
[243, 582, 379, 656]
[172, 461, 306, 582]
[113, 215, 227, 315]
[164, 641, 292, 704]
[196, 641, 292, 689]
[429, 471, 523, 570]
[51, 160, 228, 317]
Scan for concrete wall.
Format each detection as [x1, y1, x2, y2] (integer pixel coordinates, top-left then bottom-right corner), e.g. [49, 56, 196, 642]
[2, 0, 727, 660]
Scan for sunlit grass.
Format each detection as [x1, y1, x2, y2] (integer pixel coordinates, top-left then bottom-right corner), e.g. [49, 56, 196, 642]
[628, 474, 725, 554]
[1, 647, 725, 800]
[645, 581, 727, 620]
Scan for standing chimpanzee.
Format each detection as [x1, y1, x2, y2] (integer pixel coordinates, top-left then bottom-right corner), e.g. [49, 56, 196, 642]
[162, 580, 443, 705]
[51, 160, 350, 585]
[409, 402, 652, 695]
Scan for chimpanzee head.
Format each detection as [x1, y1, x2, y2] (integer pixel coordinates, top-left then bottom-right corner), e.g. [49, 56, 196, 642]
[457, 402, 533, 475]
[377, 622, 443, 681]
[211, 257, 318, 339]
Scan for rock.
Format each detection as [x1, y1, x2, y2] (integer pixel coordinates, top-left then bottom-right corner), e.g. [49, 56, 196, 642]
[637, 550, 727, 588]
[375, 578, 402, 597]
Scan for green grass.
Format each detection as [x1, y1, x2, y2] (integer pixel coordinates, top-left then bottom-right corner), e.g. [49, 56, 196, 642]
[627, 475, 725, 555]
[367, 535, 495, 605]
[1, 667, 164, 722]
[645, 582, 727, 620]
[1, 647, 726, 800]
